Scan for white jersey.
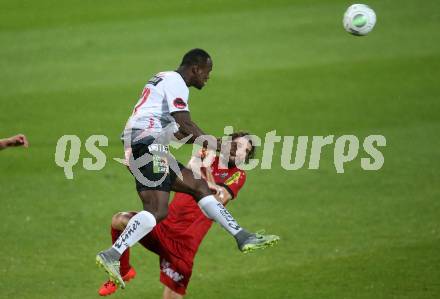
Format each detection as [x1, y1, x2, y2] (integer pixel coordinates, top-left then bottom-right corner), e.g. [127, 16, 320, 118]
[122, 71, 189, 143]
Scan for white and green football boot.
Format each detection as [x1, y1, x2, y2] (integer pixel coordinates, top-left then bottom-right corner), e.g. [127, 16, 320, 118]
[96, 251, 126, 289]
[238, 230, 280, 253]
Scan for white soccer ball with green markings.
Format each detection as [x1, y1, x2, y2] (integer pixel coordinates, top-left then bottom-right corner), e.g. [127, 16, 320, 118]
[343, 4, 376, 36]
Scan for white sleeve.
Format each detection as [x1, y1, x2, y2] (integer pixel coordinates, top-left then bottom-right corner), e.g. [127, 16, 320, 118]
[164, 76, 190, 114]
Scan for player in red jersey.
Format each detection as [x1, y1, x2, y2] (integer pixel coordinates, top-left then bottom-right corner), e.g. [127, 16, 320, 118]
[98, 132, 277, 297]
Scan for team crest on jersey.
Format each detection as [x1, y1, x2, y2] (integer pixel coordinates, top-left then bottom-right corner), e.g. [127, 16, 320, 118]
[225, 172, 241, 186]
[173, 98, 187, 109]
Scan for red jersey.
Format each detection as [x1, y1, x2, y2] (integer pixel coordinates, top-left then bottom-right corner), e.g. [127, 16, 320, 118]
[155, 157, 246, 252]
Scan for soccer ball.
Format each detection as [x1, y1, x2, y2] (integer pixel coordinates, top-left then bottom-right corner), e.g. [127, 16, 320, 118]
[343, 4, 376, 36]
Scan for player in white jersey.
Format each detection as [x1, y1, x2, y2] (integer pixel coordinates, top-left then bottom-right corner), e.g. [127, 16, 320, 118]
[96, 49, 279, 288]
[124, 70, 189, 137]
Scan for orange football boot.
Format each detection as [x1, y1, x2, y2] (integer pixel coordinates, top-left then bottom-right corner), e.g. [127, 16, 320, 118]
[98, 267, 136, 296]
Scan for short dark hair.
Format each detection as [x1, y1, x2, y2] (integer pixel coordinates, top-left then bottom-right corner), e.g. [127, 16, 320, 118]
[229, 131, 256, 163]
[180, 48, 211, 67]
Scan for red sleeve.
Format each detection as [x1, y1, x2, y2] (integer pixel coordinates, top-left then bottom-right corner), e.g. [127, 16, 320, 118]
[221, 170, 246, 199]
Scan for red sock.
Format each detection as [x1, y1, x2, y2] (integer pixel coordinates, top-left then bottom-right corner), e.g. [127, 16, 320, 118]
[111, 227, 131, 277]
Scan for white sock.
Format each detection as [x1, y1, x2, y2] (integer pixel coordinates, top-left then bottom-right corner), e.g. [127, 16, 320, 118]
[112, 210, 156, 254]
[198, 195, 243, 236]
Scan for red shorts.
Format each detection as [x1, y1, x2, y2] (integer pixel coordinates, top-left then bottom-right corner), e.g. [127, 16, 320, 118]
[138, 225, 197, 295]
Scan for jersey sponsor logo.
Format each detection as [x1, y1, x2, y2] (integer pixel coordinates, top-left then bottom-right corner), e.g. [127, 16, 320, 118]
[161, 260, 184, 282]
[219, 172, 228, 178]
[147, 75, 163, 86]
[216, 202, 241, 231]
[225, 171, 241, 186]
[152, 155, 169, 174]
[113, 219, 141, 249]
[173, 98, 187, 109]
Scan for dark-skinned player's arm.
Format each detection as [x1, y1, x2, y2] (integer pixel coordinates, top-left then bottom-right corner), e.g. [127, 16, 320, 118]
[171, 111, 222, 151]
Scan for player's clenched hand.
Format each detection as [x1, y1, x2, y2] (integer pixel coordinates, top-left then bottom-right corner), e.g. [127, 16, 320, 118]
[207, 181, 226, 201]
[10, 134, 29, 147]
[207, 181, 220, 194]
[0, 134, 29, 150]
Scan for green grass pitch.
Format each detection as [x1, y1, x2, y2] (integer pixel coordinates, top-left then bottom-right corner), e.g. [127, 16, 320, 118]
[1, 0, 439, 298]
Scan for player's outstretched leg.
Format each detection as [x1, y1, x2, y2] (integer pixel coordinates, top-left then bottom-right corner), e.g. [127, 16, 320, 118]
[96, 191, 167, 287]
[98, 213, 138, 296]
[96, 251, 126, 288]
[96, 209, 155, 288]
[237, 230, 280, 253]
[172, 167, 280, 253]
